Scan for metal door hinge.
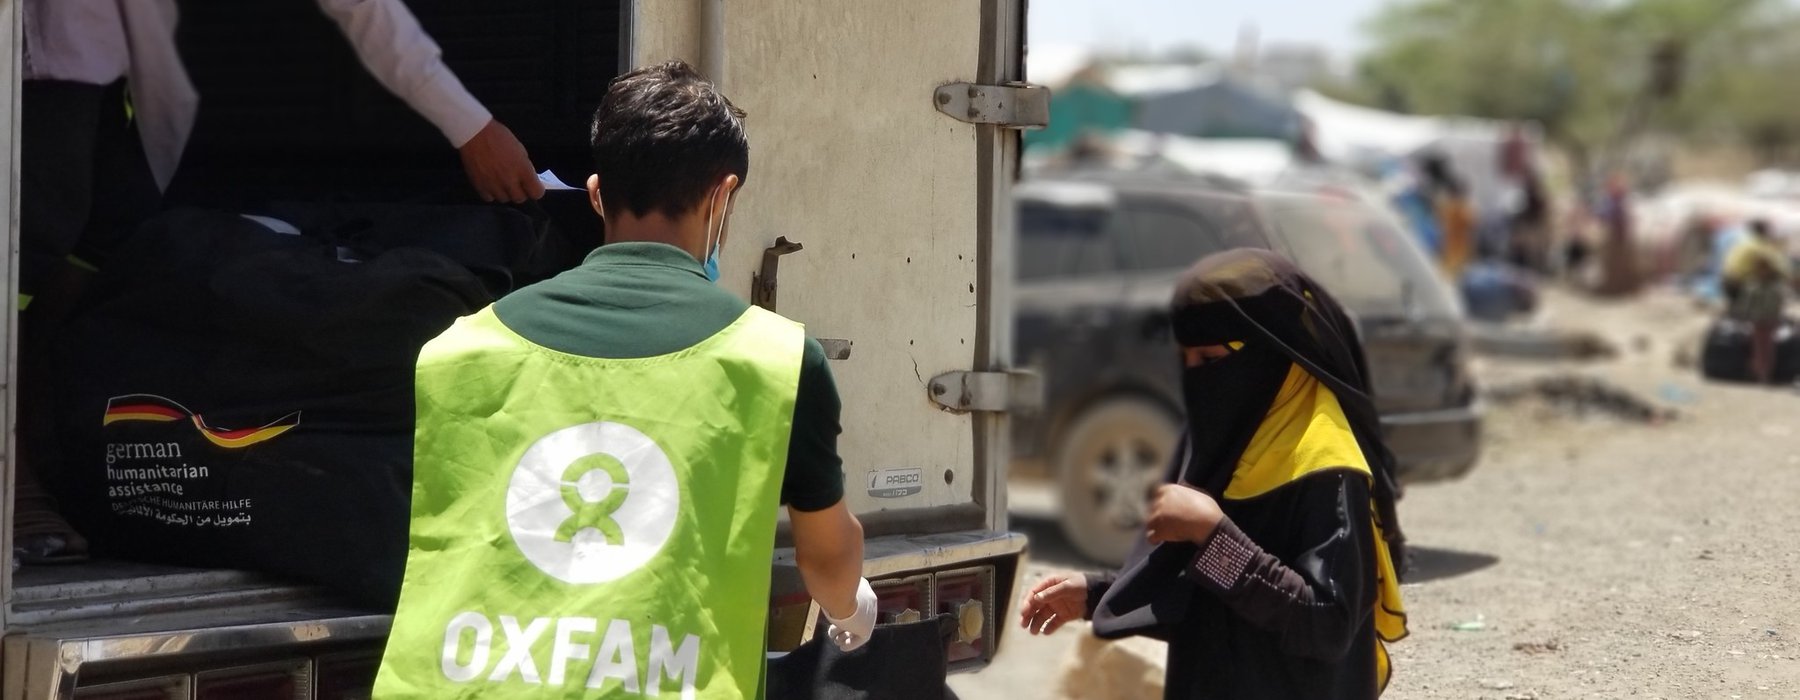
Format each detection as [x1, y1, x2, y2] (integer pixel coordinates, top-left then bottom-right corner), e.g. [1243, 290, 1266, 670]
[933, 82, 1049, 129]
[927, 370, 1042, 413]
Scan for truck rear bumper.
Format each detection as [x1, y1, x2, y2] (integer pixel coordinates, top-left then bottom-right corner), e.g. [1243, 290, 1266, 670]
[770, 529, 1028, 671]
[1383, 402, 1484, 484]
[3, 532, 1030, 696]
[3, 604, 389, 698]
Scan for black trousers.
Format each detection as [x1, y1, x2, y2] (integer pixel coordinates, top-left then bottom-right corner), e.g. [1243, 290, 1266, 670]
[21, 78, 161, 301]
[19, 79, 161, 478]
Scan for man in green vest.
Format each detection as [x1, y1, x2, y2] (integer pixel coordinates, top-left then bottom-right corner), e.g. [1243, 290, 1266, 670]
[374, 59, 878, 699]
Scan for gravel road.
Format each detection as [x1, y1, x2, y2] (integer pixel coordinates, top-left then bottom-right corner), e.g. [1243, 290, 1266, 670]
[952, 288, 1800, 699]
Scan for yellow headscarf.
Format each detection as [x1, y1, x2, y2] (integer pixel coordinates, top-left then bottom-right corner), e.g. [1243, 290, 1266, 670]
[1222, 363, 1409, 692]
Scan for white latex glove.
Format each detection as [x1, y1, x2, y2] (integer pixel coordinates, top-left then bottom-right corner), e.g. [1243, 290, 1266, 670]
[824, 578, 878, 652]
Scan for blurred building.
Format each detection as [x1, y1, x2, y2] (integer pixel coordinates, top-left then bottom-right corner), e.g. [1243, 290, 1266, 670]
[1023, 47, 1305, 155]
[1257, 43, 1335, 93]
[1024, 45, 1134, 152]
[1120, 63, 1302, 141]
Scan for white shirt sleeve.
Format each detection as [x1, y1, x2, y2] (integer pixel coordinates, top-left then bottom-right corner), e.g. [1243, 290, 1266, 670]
[314, 0, 493, 148]
[21, 0, 132, 84]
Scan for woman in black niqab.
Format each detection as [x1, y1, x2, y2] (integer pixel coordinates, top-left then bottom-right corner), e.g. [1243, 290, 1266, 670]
[1018, 249, 1408, 699]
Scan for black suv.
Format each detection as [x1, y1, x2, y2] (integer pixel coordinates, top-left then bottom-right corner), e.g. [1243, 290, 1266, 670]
[1012, 171, 1481, 564]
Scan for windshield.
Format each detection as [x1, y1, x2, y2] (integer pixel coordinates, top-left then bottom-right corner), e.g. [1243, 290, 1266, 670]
[1016, 201, 1119, 281]
[1255, 193, 1460, 320]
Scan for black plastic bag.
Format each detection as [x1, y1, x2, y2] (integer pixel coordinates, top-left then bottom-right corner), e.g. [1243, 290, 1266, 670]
[51, 206, 535, 607]
[1701, 317, 1800, 383]
[767, 615, 960, 700]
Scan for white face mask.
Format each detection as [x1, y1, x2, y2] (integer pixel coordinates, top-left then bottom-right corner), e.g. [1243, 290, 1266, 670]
[701, 185, 732, 283]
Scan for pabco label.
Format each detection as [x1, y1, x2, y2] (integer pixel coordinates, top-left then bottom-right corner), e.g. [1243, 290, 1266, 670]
[865, 468, 925, 499]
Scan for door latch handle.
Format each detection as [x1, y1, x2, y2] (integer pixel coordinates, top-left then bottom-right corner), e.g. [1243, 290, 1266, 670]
[752, 236, 804, 311]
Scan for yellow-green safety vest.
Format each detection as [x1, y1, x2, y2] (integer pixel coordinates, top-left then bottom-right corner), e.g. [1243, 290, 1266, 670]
[374, 304, 803, 699]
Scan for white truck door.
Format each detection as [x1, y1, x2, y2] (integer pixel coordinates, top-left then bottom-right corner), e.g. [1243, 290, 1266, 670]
[632, 0, 1042, 537]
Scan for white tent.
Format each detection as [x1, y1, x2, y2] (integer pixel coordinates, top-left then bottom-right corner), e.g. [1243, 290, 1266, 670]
[1025, 43, 1096, 90]
[1291, 89, 1445, 165]
[1107, 130, 1295, 184]
[1021, 129, 1298, 186]
[1294, 89, 1544, 223]
[1104, 63, 1226, 97]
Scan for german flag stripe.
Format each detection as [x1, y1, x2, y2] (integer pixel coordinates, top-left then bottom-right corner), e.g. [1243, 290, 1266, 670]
[108, 403, 186, 416]
[103, 404, 188, 424]
[103, 412, 183, 425]
[103, 394, 301, 450]
[195, 421, 298, 449]
[193, 412, 302, 449]
[105, 394, 191, 417]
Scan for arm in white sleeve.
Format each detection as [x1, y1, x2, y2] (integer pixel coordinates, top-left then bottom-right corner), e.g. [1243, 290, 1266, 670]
[314, 0, 493, 148]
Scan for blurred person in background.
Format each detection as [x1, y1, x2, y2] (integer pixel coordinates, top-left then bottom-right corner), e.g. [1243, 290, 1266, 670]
[1500, 126, 1551, 274]
[1723, 221, 1792, 385]
[1017, 249, 1408, 700]
[1674, 212, 1731, 299]
[1722, 219, 1789, 305]
[1384, 159, 1444, 257]
[1594, 172, 1642, 296]
[16, 0, 542, 562]
[1064, 131, 1118, 169]
[1557, 204, 1597, 284]
[1419, 152, 1476, 279]
[1730, 254, 1790, 385]
[1293, 115, 1324, 165]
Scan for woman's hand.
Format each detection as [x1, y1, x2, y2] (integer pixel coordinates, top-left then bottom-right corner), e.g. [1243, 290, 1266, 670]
[1145, 483, 1225, 545]
[1018, 572, 1090, 635]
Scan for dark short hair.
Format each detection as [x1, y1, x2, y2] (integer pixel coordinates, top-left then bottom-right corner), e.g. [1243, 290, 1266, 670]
[590, 60, 748, 219]
[1751, 218, 1772, 238]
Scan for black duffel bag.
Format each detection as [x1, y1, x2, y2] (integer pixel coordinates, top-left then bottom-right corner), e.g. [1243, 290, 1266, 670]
[1700, 316, 1800, 384]
[51, 205, 539, 607]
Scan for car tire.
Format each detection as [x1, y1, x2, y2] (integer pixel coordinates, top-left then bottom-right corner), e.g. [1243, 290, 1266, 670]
[1055, 398, 1182, 567]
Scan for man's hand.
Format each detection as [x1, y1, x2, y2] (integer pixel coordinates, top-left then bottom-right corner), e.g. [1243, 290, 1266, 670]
[1145, 483, 1225, 545]
[825, 578, 879, 652]
[791, 501, 867, 649]
[1018, 572, 1089, 635]
[459, 119, 544, 203]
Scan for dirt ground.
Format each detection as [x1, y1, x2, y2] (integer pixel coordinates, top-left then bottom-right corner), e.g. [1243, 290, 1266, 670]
[952, 287, 1800, 699]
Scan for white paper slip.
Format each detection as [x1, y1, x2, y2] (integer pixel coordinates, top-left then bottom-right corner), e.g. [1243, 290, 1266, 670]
[538, 170, 581, 191]
[240, 214, 301, 235]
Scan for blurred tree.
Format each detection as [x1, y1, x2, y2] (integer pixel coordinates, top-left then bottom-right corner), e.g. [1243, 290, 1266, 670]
[1610, 0, 1790, 156]
[1652, 2, 1800, 163]
[1350, 0, 1800, 177]
[1356, 0, 1615, 179]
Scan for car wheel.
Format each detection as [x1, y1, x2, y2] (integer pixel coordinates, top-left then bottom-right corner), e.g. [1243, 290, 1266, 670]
[1055, 398, 1182, 566]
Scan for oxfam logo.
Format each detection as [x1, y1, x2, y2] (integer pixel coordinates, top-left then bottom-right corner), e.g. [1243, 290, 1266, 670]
[505, 422, 680, 584]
